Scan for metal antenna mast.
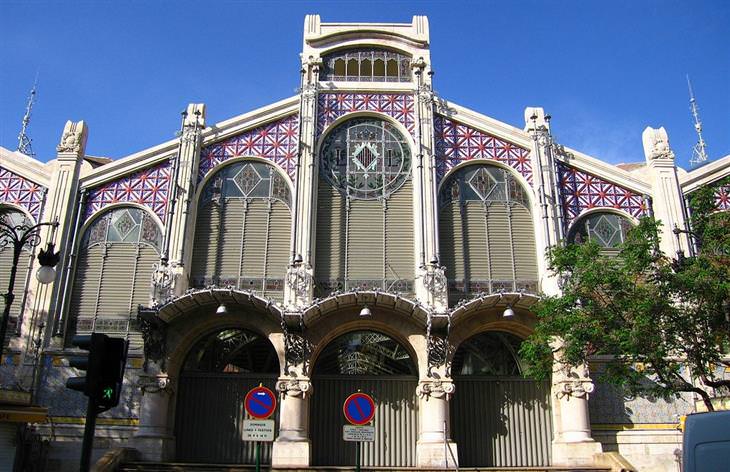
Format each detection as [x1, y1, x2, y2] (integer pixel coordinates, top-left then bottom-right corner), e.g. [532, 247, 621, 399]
[17, 77, 38, 158]
[687, 75, 708, 167]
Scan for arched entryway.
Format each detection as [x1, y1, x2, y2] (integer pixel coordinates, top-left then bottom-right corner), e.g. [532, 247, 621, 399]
[450, 331, 552, 467]
[175, 328, 280, 464]
[310, 330, 418, 467]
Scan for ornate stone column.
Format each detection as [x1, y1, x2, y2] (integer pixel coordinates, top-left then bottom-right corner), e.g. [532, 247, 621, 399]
[272, 376, 312, 467]
[132, 363, 175, 461]
[415, 377, 458, 467]
[551, 357, 603, 465]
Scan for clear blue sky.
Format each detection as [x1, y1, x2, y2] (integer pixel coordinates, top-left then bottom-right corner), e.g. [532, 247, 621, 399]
[1, 1, 728, 170]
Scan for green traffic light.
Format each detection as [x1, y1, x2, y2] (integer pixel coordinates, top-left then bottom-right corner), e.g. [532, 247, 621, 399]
[102, 387, 113, 400]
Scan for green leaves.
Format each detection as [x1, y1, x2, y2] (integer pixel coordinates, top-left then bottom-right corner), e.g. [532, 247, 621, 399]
[521, 202, 730, 411]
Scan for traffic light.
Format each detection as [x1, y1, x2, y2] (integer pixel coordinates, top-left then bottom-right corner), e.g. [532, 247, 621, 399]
[66, 333, 128, 411]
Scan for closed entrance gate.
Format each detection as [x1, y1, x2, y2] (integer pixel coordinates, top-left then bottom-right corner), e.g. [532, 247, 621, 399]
[311, 331, 418, 467]
[175, 329, 279, 464]
[450, 331, 553, 467]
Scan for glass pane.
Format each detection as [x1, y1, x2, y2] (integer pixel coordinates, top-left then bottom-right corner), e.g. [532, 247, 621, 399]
[182, 329, 279, 374]
[568, 212, 633, 248]
[200, 161, 291, 207]
[439, 165, 529, 209]
[314, 330, 416, 376]
[452, 331, 524, 376]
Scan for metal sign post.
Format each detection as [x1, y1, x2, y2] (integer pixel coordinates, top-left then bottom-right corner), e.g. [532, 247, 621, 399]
[343, 392, 376, 472]
[243, 384, 277, 472]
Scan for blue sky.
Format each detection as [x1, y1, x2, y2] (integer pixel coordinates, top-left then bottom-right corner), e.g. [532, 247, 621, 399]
[1, 0, 728, 170]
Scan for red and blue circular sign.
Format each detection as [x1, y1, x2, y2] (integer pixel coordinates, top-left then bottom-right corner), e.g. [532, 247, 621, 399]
[244, 386, 277, 419]
[343, 392, 376, 425]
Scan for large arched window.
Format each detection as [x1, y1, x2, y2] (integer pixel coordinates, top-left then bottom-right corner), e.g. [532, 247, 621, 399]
[190, 161, 291, 301]
[320, 48, 412, 82]
[438, 164, 538, 302]
[70, 207, 162, 350]
[452, 331, 524, 377]
[315, 118, 414, 296]
[567, 212, 633, 255]
[0, 208, 34, 341]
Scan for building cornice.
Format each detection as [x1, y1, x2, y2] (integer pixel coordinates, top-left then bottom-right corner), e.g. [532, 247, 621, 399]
[679, 154, 730, 194]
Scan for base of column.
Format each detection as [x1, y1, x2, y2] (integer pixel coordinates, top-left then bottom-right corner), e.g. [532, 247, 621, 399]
[416, 440, 459, 468]
[130, 435, 175, 462]
[552, 439, 603, 466]
[271, 439, 311, 468]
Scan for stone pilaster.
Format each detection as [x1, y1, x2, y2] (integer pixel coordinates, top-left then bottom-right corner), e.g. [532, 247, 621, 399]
[642, 126, 691, 257]
[272, 377, 312, 467]
[153, 104, 205, 304]
[285, 55, 319, 310]
[41, 121, 88, 343]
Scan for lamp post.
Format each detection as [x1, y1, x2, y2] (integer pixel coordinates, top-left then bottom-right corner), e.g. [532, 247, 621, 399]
[0, 216, 60, 352]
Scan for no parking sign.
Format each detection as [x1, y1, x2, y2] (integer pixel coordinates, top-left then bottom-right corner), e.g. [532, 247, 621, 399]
[245, 385, 277, 419]
[343, 392, 375, 425]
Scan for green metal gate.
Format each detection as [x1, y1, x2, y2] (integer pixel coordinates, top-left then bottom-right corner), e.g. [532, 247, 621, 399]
[451, 377, 553, 467]
[311, 375, 418, 467]
[175, 373, 279, 464]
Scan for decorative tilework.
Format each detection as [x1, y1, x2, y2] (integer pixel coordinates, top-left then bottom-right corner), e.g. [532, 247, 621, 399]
[199, 114, 298, 181]
[715, 184, 730, 211]
[0, 166, 45, 221]
[434, 115, 533, 184]
[317, 93, 415, 137]
[557, 162, 647, 229]
[84, 161, 171, 223]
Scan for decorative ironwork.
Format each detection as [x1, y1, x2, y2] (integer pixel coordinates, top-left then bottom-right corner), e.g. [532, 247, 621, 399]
[317, 93, 415, 137]
[426, 311, 452, 377]
[434, 115, 533, 184]
[84, 161, 172, 223]
[320, 48, 412, 83]
[0, 166, 45, 221]
[199, 114, 298, 181]
[138, 309, 167, 371]
[320, 118, 411, 200]
[280, 310, 311, 372]
[557, 162, 647, 231]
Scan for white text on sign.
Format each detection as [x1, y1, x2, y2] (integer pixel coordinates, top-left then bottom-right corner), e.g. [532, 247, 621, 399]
[343, 425, 375, 442]
[242, 419, 275, 442]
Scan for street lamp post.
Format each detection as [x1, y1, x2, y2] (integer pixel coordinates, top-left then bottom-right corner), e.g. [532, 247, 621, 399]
[0, 216, 60, 351]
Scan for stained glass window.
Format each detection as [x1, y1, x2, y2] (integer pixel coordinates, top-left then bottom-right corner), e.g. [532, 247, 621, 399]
[568, 212, 633, 249]
[201, 161, 291, 207]
[82, 207, 162, 251]
[320, 118, 411, 200]
[439, 165, 530, 209]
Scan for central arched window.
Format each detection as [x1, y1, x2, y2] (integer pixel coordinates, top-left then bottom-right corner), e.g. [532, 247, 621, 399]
[438, 164, 538, 302]
[70, 207, 162, 350]
[190, 161, 292, 301]
[315, 118, 414, 296]
[567, 212, 633, 253]
[452, 331, 524, 377]
[314, 330, 416, 376]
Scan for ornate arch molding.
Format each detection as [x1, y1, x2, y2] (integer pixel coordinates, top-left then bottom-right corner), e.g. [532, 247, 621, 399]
[449, 292, 539, 333]
[301, 290, 430, 328]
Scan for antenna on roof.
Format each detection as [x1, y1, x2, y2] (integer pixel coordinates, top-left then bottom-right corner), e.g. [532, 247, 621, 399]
[687, 75, 708, 168]
[17, 75, 38, 158]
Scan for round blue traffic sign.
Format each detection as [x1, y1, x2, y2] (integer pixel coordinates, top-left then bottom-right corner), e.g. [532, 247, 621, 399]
[343, 392, 375, 425]
[245, 386, 277, 419]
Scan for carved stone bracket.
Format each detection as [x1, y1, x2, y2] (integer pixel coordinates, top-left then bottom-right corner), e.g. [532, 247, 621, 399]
[138, 374, 173, 395]
[416, 379, 455, 401]
[276, 378, 312, 399]
[138, 307, 167, 372]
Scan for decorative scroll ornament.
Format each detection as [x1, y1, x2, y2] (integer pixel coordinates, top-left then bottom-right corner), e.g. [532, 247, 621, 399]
[138, 374, 172, 395]
[138, 310, 167, 371]
[56, 120, 86, 154]
[416, 379, 455, 400]
[276, 378, 312, 399]
[642, 126, 675, 161]
[426, 334, 452, 377]
[423, 264, 448, 308]
[284, 332, 311, 370]
[151, 262, 175, 306]
[286, 262, 314, 301]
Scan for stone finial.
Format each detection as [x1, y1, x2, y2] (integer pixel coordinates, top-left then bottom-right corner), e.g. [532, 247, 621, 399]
[184, 103, 206, 128]
[524, 107, 547, 132]
[56, 120, 88, 155]
[642, 126, 675, 162]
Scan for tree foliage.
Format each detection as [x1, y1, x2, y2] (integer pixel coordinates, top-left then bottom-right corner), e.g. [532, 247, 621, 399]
[521, 177, 730, 411]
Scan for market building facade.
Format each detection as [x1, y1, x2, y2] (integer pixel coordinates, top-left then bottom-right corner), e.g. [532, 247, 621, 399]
[1, 15, 729, 472]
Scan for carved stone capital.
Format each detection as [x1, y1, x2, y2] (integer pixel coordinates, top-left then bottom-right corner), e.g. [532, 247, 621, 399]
[138, 374, 172, 395]
[416, 379, 455, 400]
[276, 378, 312, 398]
[556, 378, 595, 399]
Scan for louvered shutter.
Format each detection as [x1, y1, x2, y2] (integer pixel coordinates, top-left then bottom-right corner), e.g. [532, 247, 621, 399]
[240, 200, 267, 291]
[0, 248, 31, 340]
[69, 246, 104, 333]
[385, 181, 414, 282]
[463, 202, 490, 285]
[190, 201, 222, 285]
[264, 201, 291, 300]
[486, 203, 513, 287]
[221, 199, 247, 282]
[511, 205, 539, 286]
[315, 182, 346, 288]
[439, 203, 464, 282]
[347, 199, 385, 282]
